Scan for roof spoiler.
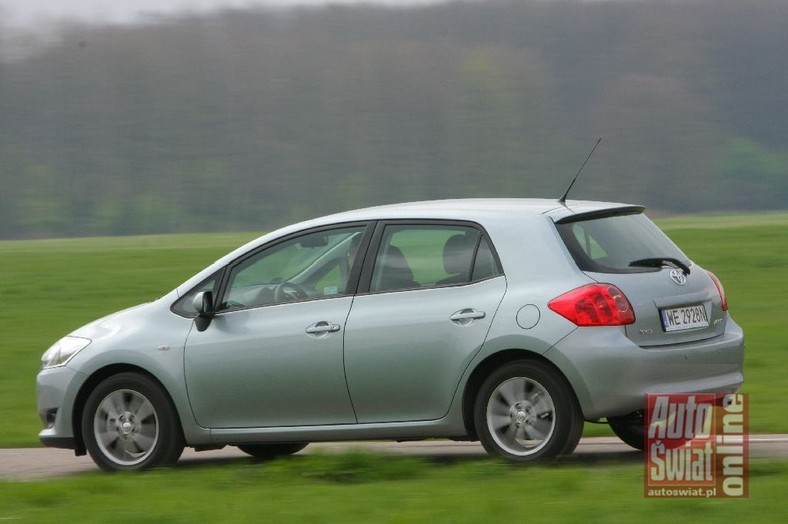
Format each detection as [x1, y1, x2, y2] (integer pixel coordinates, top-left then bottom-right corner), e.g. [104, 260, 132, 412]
[554, 206, 645, 224]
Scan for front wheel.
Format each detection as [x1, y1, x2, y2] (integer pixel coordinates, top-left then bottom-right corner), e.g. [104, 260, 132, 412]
[82, 372, 184, 472]
[474, 360, 583, 461]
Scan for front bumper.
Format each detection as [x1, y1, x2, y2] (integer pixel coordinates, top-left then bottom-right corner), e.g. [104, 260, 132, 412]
[36, 365, 88, 451]
[545, 318, 745, 420]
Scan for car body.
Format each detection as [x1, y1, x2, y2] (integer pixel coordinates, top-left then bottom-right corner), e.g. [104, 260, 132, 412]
[36, 198, 745, 470]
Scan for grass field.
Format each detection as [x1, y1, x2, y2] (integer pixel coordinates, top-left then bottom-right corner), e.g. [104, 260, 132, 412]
[1, 213, 786, 516]
[0, 232, 258, 446]
[658, 213, 788, 436]
[2, 452, 788, 521]
[1, 214, 787, 447]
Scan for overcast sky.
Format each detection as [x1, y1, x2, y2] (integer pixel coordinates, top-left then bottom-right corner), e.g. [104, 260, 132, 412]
[0, 0, 439, 27]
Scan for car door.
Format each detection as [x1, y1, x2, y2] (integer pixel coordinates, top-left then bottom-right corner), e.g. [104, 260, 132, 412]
[183, 225, 368, 429]
[343, 222, 507, 423]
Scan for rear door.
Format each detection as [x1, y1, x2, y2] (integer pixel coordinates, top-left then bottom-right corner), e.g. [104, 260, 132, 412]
[343, 221, 506, 423]
[555, 212, 726, 347]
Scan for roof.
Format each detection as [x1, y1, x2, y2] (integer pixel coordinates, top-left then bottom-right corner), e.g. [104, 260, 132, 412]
[315, 198, 641, 224]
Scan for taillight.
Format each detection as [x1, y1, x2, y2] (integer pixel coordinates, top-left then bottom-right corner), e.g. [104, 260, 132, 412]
[548, 284, 635, 326]
[707, 271, 728, 311]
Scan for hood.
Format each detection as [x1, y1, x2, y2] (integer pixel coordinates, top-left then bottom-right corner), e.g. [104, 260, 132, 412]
[69, 302, 154, 342]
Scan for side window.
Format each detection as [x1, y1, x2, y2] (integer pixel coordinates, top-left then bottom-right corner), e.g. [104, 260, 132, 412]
[220, 226, 365, 310]
[370, 224, 500, 293]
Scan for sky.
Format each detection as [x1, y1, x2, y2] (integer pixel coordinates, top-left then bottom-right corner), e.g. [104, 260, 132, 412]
[0, 0, 439, 28]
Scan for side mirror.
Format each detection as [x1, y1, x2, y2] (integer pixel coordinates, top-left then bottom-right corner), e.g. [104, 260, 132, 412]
[193, 291, 215, 332]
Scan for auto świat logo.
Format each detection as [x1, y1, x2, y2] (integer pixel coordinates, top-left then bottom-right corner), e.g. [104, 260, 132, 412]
[669, 269, 687, 286]
[644, 393, 749, 498]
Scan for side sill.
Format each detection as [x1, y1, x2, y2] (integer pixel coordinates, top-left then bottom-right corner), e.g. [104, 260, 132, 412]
[39, 436, 76, 450]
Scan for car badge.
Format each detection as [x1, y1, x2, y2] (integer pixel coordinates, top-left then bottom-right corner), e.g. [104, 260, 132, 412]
[669, 268, 687, 286]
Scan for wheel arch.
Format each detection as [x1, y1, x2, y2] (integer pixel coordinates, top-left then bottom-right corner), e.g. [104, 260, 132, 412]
[72, 364, 184, 456]
[461, 349, 580, 439]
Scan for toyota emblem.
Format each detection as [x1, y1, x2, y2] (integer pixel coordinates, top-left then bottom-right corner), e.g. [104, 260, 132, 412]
[669, 268, 687, 285]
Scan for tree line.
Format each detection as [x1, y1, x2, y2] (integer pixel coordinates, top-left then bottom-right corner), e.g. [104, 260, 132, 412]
[0, 0, 786, 239]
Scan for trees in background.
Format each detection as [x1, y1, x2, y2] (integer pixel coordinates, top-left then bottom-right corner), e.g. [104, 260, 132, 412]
[1, 0, 786, 238]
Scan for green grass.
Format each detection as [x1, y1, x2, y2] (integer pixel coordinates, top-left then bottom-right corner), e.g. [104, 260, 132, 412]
[1, 452, 786, 521]
[657, 215, 788, 435]
[1, 215, 785, 518]
[1, 214, 787, 448]
[0, 232, 258, 447]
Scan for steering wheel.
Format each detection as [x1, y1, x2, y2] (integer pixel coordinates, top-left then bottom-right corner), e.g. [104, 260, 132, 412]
[274, 282, 309, 302]
[223, 300, 246, 309]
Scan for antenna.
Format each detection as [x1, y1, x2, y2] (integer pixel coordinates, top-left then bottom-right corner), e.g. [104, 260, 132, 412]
[558, 137, 602, 205]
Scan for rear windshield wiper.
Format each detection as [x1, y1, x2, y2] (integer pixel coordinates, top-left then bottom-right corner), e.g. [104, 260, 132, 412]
[629, 257, 691, 275]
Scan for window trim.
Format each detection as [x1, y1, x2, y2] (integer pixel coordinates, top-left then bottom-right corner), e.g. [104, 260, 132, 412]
[356, 219, 503, 295]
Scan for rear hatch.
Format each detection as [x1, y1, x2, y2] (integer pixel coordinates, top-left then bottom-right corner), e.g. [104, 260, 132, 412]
[553, 209, 726, 348]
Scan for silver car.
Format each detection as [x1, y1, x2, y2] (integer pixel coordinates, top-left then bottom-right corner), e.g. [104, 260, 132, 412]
[36, 199, 744, 471]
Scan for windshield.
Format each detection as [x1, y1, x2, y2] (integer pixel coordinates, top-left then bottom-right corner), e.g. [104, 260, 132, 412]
[556, 213, 689, 274]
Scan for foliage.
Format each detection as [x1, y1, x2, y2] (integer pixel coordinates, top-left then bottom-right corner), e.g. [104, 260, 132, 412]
[1, 1, 787, 239]
[716, 138, 788, 210]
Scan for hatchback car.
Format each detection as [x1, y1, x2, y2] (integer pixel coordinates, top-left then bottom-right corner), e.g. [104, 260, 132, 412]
[36, 198, 744, 471]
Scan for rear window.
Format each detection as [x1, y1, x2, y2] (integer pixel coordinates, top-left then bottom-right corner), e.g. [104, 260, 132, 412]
[555, 213, 688, 274]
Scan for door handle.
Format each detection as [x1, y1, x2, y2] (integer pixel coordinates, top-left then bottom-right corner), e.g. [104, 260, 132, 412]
[305, 321, 341, 336]
[450, 309, 486, 325]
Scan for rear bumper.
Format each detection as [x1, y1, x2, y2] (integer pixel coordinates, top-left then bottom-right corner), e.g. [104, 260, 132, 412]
[545, 318, 745, 420]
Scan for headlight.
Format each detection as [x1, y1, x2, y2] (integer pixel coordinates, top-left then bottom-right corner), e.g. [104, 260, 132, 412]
[41, 336, 91, 369]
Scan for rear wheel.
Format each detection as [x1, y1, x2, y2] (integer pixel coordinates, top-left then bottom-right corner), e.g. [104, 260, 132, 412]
[237, 443, 308, 459]
[82, 372, 184, 472]
[474, 360, 583, 461]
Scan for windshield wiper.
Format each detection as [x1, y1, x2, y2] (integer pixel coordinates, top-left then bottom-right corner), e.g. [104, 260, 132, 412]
[629, 257, 691, 275]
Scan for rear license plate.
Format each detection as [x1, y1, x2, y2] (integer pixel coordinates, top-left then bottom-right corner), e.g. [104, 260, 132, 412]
[661, 304, 709, 332]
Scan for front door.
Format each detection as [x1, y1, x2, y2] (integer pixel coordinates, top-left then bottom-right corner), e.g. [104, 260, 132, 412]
[184, 298, 356, 428]
[183, 226, 367, 428]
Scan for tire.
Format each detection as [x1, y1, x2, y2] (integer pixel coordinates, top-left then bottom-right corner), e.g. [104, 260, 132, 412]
[237, 443, 308, 459]
[474, 360, 583, 461]
[609, 419, 646, 451]
[82, 372, 184, 472]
